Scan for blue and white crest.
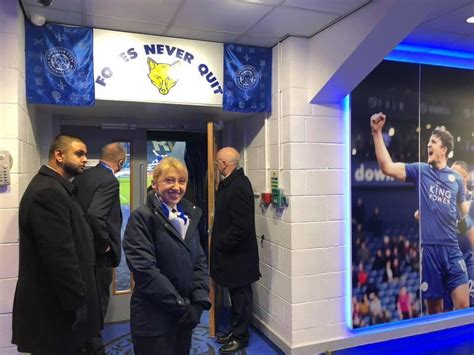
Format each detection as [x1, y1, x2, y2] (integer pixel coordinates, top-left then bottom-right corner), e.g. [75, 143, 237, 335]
[235, 65, 259, 90]
[26, 22, 94, 106]
[44, 47, 77, 77]
[223, 43, 271, 112]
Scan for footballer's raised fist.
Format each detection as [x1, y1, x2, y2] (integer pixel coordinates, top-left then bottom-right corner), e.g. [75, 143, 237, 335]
[370, 112, 386, 133]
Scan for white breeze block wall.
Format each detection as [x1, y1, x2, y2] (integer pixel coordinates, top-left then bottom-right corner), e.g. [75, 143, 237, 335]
[244, 37, 347, 351]
[0, 1, 39, 353]
[279, 37, 347, 348]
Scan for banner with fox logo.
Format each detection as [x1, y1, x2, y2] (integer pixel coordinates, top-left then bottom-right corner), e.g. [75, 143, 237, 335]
[93, 29, 223, 106]
[223, 43, 272, 113]
[25, 21, 94, 106]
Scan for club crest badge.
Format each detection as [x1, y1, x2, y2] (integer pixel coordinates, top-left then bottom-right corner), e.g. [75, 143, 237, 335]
[235, 65, 259, 91]
[44, 47, 77, 77]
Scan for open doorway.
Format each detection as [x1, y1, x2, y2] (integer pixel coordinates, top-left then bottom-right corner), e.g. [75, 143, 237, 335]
[146, 130, 209, 253]
[61, 124, 210, 324]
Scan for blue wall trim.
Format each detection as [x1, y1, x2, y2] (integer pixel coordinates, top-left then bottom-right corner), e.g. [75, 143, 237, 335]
[385, 44, 474, 70]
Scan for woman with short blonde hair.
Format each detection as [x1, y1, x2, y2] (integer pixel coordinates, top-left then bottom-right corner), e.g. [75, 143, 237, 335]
[152, 157, 188, 185]
[124, 157, 210, 355]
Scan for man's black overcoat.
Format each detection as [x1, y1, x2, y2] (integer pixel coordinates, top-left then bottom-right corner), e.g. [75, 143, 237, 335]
[74, 164, 122, 267]
[12, 166, 101, 353]
[210, 168, 260, 288]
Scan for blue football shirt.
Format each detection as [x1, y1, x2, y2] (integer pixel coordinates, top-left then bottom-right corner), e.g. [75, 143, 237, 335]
[405, 162, 465, 246]
[458, 191, 474, 256]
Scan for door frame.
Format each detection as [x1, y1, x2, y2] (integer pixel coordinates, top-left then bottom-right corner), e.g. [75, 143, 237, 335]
[61, 124, 216, 325]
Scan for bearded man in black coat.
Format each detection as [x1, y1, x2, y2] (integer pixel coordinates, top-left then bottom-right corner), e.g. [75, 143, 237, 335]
[12, 135, 101, 355]
[210, 147, 260, 353]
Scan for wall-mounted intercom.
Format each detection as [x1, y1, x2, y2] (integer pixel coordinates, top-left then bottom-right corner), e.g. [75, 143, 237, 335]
[0, 151, 13, 186]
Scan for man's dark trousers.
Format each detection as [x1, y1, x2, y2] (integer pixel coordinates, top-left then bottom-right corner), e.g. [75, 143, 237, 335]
[87, 256, 113, 354]
[228, 284, 252, 342]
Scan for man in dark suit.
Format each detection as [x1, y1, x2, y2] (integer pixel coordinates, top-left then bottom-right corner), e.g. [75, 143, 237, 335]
[210, 147, 260, 353]
[74, 142, 126, 354]
[12, 134, 102, 355]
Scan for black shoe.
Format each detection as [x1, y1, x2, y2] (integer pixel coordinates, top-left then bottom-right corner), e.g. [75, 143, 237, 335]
[216, 332, 233, 344]
[219, 339, 248, 353]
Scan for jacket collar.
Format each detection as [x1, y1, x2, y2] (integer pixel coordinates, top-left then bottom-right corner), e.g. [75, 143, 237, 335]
[146, 191, 199, 216]
[145, 191, 202, 244]
[98, 162, 114, 174]
[39, 165, 77, 195]
[220, 167, 244, 187]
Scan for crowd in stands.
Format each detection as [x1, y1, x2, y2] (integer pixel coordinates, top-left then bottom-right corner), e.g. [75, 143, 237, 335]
[351, 197, 421, 328]
[352, 128, 419, 163]
[352, 124, 474, 164]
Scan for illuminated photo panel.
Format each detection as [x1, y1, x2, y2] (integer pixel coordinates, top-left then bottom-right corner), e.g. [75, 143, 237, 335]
[350, 59, 474, 328]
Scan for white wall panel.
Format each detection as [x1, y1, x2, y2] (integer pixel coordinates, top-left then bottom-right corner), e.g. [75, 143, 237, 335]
[281, 116, 305, 143]
[0, 278, 17, 314]
[0, 210, 18, 244]
[305, 117, 344, 143]
[0, 244, 18, 279]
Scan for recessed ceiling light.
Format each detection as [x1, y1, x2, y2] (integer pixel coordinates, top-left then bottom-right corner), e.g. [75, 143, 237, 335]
[466, 16, 474, 23]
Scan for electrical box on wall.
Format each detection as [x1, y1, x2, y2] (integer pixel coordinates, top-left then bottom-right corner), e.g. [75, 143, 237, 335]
[0, 151, 13, 186]
[272, 187, 287, 208]
[270, 171, 288, 209]
[260, 192, 272, 206]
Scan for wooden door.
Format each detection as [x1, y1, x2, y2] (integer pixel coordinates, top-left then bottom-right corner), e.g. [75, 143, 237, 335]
[207, 121, 219, 336]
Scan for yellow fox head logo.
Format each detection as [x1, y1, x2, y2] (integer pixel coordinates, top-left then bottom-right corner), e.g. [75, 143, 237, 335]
[147, 58, 180, 95]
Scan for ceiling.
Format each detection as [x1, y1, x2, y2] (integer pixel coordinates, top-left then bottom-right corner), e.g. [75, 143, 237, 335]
[19, 0, 474, 123]
[21, 0, 474, 51]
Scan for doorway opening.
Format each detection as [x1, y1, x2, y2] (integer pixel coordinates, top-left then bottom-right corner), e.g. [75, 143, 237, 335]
[146, 130, 209, 254]
[61, 124, 211, 323]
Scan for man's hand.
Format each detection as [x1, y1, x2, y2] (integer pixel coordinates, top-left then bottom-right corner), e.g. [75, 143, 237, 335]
[370, 112, 386, 134]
